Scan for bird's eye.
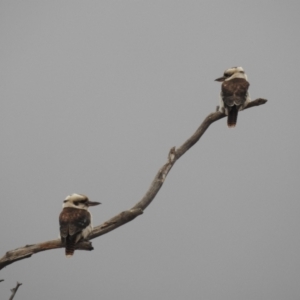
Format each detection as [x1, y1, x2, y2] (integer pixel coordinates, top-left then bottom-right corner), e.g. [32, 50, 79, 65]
[74, 201, 79, 206]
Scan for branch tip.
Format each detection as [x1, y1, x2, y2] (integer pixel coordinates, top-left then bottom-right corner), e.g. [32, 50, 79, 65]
[9, 282, 22, 300]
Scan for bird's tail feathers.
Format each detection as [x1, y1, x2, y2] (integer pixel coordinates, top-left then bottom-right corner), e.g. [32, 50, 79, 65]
[65, 236, 76, 257]
[227, 106, 238, 128]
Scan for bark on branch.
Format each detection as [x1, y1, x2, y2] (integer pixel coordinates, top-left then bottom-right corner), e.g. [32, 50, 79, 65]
[0, 98, 267, 271]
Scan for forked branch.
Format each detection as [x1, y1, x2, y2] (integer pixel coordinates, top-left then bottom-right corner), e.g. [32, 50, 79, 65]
[0, 98, 267, 271]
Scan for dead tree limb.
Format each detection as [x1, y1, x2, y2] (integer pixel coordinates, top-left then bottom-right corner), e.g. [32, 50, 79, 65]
[0, 98, 267, 271]
[9, 282, 22, 300]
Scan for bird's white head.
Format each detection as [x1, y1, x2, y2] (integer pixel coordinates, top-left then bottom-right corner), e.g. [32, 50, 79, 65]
[215, 66, 248, 82]
[62, 193, 101, 210]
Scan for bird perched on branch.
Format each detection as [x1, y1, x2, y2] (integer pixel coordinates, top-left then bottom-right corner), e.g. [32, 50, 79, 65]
[59, 193, 100, 257]
[215, 66, 250, 127]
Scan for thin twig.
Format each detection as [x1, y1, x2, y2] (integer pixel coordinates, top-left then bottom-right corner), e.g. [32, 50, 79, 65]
[9, 282, 22, 300]
[0, 98, 267, 270]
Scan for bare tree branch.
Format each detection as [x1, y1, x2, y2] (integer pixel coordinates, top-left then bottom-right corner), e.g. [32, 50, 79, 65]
[9, 282, 22, 300]
[0, 98, 267, 271]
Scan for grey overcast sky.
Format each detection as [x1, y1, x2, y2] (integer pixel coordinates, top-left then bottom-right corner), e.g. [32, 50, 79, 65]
[1, 1, 300, 299]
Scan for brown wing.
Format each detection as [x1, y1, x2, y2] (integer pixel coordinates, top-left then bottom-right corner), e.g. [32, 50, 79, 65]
[59, 207, 91, 238]
[222, 78, 249, 106]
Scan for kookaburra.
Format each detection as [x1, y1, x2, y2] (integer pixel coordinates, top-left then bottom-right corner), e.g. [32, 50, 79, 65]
[215, 66, 250, 127]
[59, 193, 100, 257]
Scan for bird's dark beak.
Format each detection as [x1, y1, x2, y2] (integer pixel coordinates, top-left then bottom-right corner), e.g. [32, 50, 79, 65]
[87, 201, 101, 206]
[215, 76, 226, 82]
